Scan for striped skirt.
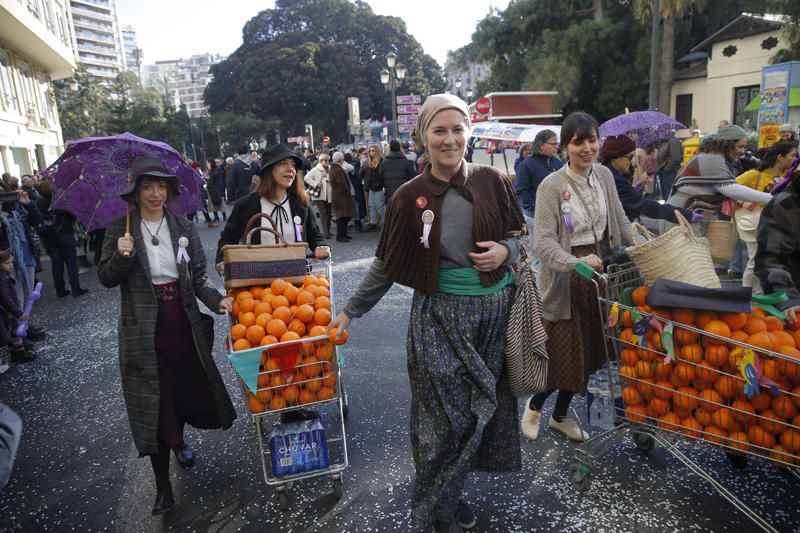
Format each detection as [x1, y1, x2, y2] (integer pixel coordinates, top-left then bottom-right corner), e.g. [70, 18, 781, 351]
[407, 285, 521, 529]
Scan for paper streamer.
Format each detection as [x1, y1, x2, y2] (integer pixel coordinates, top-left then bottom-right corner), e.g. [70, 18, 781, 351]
[662, 323, 675, 365]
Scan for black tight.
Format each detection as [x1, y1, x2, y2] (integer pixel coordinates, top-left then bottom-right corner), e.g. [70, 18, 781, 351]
[529, 389, 575, 422]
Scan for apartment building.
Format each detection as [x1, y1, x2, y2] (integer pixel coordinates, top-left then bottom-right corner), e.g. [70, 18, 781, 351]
[68, 0, 124, 81]
[142, 54, 224, 118]
[120, 24, 139, 77]
[0, 0, 76, 176]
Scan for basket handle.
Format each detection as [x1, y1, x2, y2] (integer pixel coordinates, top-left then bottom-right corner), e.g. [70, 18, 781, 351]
[244, 226, 288, 248]
[630, 222, 654, 242]
[674, 209, 693, 231]
[242, 213, 279, 242]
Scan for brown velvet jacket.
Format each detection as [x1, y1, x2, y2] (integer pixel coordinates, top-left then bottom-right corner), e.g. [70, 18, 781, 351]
[376, 161, 525, 294]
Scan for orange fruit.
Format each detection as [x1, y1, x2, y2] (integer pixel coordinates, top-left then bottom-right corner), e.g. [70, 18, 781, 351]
[247, 393, 265, 413]
[773, 395, 798, 419]
[280, 331, 301, 343]
[728, 431, 751, 452]
[747, 332, 773, 351]
[720, 312, 748, 331]
[232, 300, 240, 316]
[288, 318, 307, 337]
[760, 409, 788, 433]
[671, 363, 696, 387]
[314, 296, 331, 310]
[283, 284, 300, 305]
[255, 312, 273, 329]
[696, 311, 720, 330]
[647, 397, 671, 418]
[750, 307, 767, 319]
[681, 416, 704, 439]
[773, 331, 797, 349]
[680, 343, 704, 363]
[260, 290, 274, 303]
[269, 372, 286, 388]
[236, 290, 254, 302]
[272, 295, 290, 309]
[309, 325, 328, 337]
[250, 286, 264, 299]
[317, 386, 335, 401]
[317, 286, 330, 297]
[621, 348, 639, 367]
[233, 338, 252, 351]
[695, 361, 720, 385]
[296, 290, 316, 306]
[764, 316, 784, 332]
[675, 327, 699, 345]
[303, 275, 318, 287]
[306, 377, 323, 392]
[730, 330, 749, 345]
[621, 386, 642, 406]
[781, 428, 800, 452]
[246, 325, 266, 345]
[240, 297, 257, 313]
[620, 365, 637, 383]
[625, 405, 648, 424]
[314, 308, 332, 326]
[254, 301, 273, 316]
[619, 328, 634, 344]
[695, 408, 713, 427]
[704, 425, 728, 446]
[256, 386, 272, 404]
[705, 345, 729, 367]
[653, 361, 673, 380]
[302, 355, 322, 378]
[750, 391, 773, 412]
[744, 318, 768, 335]
[306, 284, 321, 298]
[282, 384, 300, 404]
[323, 372, 337, 390]
[264, 358, 280, 372]
[747, 425, 776, 450]
[653, 379, 675, 400]
[698, 389, 724, 411]
[257, 371, 269, 389]
[702, 320, 731, 345]
[299, 388, 316, 404]
[658, 412, 682, 431]
[711, 407, 735, 431]
[295, 304, 316, 323]
[635, 360, 653, 379]
[714, 375, 740, 399]
[316, 275, 329, 288]
[631, 286, 649, 306]
[674, 387, 699, 411]
[230, 324, 247, 341]
[272, 306, 293, 325]
[269, 395, 287, 411]
[260, 334, 279, 346]
[731, 400, 756, 423]
[770, 444, 794, 464]
[316, 342, 333, 361]
[328, 326, 349, 345]
[270, 279, 287, 295]
[672, 308, 695, 326]
[636, 378, 656, 399]
[776, 346, 800, 382]
[266, 318, 288, 338]
[239, 311, 256, 327]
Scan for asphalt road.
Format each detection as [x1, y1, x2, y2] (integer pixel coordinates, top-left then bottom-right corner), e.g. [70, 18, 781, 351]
[1, 220, 799, 532]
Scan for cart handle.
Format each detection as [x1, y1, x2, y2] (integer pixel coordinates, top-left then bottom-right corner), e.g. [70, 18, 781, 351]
[575, 261, 596, 281]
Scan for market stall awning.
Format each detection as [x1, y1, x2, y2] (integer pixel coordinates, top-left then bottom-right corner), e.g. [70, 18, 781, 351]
[744, 87, 800, 112]
[470, 121, 562, 142]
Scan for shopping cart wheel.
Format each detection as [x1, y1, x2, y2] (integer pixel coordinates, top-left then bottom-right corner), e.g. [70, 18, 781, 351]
[632, 432, 655, 453]
[276, 491, 288, 511]
[332, 476, 344, 500]
[568, 462, 591, 492]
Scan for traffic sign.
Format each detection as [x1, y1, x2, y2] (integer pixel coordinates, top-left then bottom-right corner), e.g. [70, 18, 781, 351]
[396, 104, 420, 114]
[397, 114, 418, 124]
[398, 123, 416, 134]
[396, 94, 422, 105]
[475, 97, 491, 116]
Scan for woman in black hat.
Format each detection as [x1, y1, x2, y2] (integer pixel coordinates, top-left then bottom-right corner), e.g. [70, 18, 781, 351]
[215, 144, 329, 268]
[98, 155, 237, 515]
[600, 134, 697, 224]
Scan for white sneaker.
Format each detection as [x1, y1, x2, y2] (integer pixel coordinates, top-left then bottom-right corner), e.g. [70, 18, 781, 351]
[520, 403, 542, 441]
[548, 417, 589, 442]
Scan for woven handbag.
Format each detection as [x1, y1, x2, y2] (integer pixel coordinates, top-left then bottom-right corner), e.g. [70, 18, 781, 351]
[504, 241, 549, 397]
[222, 213, 309, 289]
[626, 210, 720, 288]
[706, 220, 738, 261]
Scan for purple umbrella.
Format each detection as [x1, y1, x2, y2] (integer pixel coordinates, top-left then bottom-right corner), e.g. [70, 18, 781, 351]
[41, 132, 205, 231]
[599, 111, 685, 147]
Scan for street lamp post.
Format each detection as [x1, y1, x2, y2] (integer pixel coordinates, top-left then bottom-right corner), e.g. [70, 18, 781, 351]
[380, 51, 406, 140]
[216, 126, 223, 158]
[466, 87, 473, 104]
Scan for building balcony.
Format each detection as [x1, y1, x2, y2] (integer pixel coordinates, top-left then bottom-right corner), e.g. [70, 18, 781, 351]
[70, 5, 113, 23]
[78, 53, 117, 66]
[0, 0, 77, 79]
[72, 18, 113, 33]
[76, 42, 117, 56]
[85, 66, 118, 78]
[71, 0, 111, 10]
[74, 30, 115, 44]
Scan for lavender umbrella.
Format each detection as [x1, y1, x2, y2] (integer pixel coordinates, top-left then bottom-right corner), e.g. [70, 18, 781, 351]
[41, 132, 205, 231]
[599, 111, 685, 147]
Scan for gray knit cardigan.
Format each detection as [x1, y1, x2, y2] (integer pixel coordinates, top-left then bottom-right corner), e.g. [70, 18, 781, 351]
[533, 163, 635, 322]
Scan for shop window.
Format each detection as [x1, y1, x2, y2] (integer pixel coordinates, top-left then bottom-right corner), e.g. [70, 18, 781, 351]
[675, 94, 693, 128]
[733, 85, 759, 131]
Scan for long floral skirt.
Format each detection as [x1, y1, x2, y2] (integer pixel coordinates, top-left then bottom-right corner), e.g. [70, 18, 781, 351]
[407, 285, 521, 529]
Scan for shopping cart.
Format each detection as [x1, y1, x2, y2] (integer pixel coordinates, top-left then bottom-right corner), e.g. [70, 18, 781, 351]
[225, 257, 349, 510]
[569, 260, 800, 533]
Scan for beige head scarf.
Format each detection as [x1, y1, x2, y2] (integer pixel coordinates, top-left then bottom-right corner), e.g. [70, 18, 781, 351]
[412, 94, 471, 152]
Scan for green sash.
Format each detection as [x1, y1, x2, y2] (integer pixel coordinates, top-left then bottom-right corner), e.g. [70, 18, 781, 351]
[437, 267, 514, 296]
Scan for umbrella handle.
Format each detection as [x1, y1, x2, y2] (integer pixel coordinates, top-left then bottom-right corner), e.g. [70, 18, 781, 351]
[122, 232, 131, 257]
[122, 206, 131, 257]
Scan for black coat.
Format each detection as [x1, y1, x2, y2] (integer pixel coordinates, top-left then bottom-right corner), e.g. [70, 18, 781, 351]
[227, 157, 254, 202]
[208, 166, 226, 205]
[215, 192, 327, 264]
[381, 151, 417, 198]
[605, 163, 691, 223]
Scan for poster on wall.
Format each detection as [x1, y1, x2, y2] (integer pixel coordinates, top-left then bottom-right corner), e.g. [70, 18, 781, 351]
[758, 87, 787, 125]
[759, 124, 781, 148]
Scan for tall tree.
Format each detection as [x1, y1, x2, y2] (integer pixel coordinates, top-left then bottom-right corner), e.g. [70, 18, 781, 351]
[205, 0, 445, 142]
[54, 68, 110, 140]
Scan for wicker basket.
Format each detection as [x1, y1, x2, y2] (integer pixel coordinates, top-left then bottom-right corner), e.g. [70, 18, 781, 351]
[705, 220, 738, 262]
[626, 211, 720, 288]
[222, 213, 308, 289]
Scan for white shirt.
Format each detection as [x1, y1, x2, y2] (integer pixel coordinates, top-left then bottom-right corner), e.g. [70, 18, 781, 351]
[140, 218, 178, 283]
[564, 165, 608, 247]
[260, 196, 297, 244]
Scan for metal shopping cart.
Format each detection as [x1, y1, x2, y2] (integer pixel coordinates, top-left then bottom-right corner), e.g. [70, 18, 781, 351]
[225, 257, 349, 510]
[569, 260, 800, 532]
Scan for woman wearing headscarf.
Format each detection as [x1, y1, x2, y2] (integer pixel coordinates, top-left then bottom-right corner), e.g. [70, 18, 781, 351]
[521, 113, 635, 443]
[329, 94, 525, 531]
[329, 151, 356, 242]
[600, 134, 696, 224]
[667, 125, 772, 211]
[215, 144, 329, 266]
[360, 144, 384, 231]
[98, 156, 236, 515]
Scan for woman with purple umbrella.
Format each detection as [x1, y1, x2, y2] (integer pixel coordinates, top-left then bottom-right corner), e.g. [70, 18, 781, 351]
[98, 155, 236, 516]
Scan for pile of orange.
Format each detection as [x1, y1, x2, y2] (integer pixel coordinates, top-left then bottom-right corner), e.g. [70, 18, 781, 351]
[228, 275, 347, 352]
[245, 346, 338, 414]
[618, 287, 800, 464]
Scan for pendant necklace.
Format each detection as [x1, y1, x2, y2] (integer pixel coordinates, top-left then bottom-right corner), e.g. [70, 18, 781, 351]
[142, 215, 165, 246]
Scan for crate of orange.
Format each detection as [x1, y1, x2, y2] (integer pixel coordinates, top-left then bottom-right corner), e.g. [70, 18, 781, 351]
[571, 260, 799, 531]
[223, 259, 349, 505]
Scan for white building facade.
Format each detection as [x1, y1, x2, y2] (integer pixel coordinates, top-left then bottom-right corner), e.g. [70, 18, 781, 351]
[142, 54, 224, 118]
[120, 24, 139, 78]
[0, 0, 76, 176]
[68, 0, 124, 82]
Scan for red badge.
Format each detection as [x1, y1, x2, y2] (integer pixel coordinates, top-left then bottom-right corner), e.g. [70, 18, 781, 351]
[415, 196, 428, 209]
[562, 190, 571, 201]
